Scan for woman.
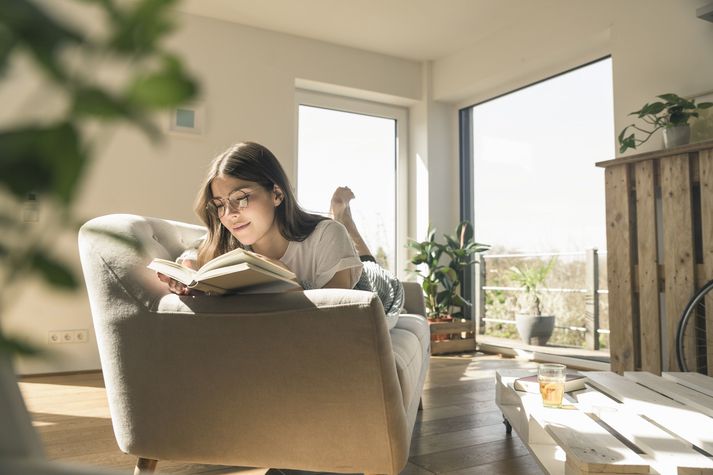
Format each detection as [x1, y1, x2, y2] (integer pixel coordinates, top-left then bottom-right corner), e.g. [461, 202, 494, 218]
[158, 141, 403, 318]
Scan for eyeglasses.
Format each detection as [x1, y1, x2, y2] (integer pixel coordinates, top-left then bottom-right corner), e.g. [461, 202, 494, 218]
[207, 190, 251, 217]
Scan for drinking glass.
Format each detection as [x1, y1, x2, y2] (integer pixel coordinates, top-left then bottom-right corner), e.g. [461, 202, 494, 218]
[538, 363, 566, 408]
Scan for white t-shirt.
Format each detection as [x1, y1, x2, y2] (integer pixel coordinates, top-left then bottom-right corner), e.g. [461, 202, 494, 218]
[280, 220, 363, 289]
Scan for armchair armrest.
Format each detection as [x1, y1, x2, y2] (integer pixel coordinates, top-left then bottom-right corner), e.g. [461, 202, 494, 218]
[402, 281, 426, 317]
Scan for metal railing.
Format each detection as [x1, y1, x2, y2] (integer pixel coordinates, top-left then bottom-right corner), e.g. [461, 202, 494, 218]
[474, 248, 608, 350]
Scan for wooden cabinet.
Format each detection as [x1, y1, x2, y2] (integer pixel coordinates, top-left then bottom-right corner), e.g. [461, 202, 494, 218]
[597, 139, 713, 374]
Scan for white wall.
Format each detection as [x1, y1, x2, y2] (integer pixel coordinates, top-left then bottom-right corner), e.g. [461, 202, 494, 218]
[3, 9, 422, 375]
[611, 0, 713, 155]
[408, 62, 455, 243]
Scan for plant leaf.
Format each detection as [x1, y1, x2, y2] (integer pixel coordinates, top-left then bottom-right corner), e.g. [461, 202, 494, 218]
[639, 102, 665, 116]
[127, 55, 198, 108]
[31, 252, 79, 289]
[0, 122, 86, 204]
[0, 333, 40, 356]
[107, 0, 178, 56]
[453, 293, 471, 307]
[0, 23, 17, 79]
[444, 234, 459, 250]
[0, 0, 84, 82]
[73, 87, 134, 119]
[657, 93, 681, 104]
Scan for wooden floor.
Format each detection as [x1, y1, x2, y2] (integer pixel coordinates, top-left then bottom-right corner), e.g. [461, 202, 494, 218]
[18, 353, 544, 475]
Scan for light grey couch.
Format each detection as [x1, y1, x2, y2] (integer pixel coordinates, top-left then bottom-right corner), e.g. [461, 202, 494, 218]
[78, 214, 430, 475]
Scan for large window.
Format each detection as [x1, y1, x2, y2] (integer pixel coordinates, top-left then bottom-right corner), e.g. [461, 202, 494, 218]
[460, 57, 614, 350]
[466, 58, 614, 253]
[296, 92, 407, 275]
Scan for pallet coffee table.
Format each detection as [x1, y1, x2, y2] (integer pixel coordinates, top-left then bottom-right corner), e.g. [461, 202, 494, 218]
[495, 369, 713, 475]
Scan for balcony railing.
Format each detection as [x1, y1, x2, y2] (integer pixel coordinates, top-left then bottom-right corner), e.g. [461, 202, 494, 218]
[474, 248, 608, 350]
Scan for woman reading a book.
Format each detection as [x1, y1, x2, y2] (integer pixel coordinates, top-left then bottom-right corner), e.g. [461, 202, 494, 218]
[157, 141, 403, 319]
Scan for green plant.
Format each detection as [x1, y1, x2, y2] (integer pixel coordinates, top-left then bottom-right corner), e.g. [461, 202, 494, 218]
[507, 258, 556, 316]
[0, 0, 199, 355]
[618, 93, 713, 153]
[407, 222, 489, 319]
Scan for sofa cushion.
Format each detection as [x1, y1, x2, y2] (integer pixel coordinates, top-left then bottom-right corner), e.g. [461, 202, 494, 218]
[389, 327, 422, 410]
[393, 314, 429, 357]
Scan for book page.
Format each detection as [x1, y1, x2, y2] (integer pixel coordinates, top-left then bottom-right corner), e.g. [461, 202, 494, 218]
[197, 247, 296, 280]
[147, 259, 197, 286]
[197, 263, 300, 291]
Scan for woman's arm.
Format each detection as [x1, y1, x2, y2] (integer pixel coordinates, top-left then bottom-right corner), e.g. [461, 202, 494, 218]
[321, 268, 354, 289]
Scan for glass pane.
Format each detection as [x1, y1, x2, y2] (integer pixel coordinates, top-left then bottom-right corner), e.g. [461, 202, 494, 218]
[470, 58, 614, 349]
[297, 105, 396, 271]
[472, 58, 613, 253]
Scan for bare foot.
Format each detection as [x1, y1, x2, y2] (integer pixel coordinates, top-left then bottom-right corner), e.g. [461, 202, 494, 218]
[330, 186, 355, 223]
[329, 186, 373, 257]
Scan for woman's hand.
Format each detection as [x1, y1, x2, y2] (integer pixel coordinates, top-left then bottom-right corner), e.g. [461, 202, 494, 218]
[157, 259, 198, 296]
[157, 273, 191, 295]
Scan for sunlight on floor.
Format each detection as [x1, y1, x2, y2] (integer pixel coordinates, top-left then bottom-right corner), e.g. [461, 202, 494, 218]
[19, 381, 111, 419]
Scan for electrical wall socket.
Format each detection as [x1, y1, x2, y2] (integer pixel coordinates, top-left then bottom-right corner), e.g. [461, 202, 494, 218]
[48, 330, 89, 344]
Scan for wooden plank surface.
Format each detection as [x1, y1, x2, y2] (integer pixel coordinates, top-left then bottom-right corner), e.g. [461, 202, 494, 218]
[583, 371, 713, 455]
[660, 154, 696, 372]
[430, 338, 476, 355]
[662, 371, 713, 398]
[624, 371, 713, 418]
[543, 411, 649, 474]
[698, 148, 713, 376]
[429, 321, 476, 334]
[605, 165, 636, 373]
[576, 389, 713, 475]
[634, 160, 661, 374]
[517, 386, 648, 474]
[596, 139, 713, 168]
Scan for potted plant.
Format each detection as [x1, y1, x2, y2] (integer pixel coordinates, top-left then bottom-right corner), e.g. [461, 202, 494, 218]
[508, 258, 556, 346]
[618, 93, 713, 153]
[408, 222, 489, 341]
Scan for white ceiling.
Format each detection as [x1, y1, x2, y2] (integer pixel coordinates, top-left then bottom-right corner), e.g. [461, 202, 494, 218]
[176, 0, 557, 61]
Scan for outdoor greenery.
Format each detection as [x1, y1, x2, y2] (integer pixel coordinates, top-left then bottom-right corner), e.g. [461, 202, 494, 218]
[618, 93, 713, 153]
[484, 250, 609, 348]
[507, 257, 555, 316]
[408, 221, 489, 319]
[0, 0, 199, 355]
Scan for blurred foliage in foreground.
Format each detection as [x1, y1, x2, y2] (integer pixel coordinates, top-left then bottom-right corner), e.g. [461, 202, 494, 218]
[0, 0, 199, 354]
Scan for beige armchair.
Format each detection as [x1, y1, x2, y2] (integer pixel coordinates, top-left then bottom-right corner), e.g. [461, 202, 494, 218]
[78, 214, 429, 475]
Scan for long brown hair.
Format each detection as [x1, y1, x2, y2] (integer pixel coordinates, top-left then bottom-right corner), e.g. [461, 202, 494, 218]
[194, 142, 327, 266]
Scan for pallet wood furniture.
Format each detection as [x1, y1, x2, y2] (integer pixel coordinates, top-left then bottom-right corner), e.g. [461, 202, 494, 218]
[596, 139, 713, 374]
[429, 319, 476, 355]
[495, 368, 713, 475]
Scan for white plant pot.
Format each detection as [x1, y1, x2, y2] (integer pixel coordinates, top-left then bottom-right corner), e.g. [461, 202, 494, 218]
[663, 124, 691, 149]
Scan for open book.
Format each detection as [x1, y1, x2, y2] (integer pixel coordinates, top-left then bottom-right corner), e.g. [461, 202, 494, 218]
[148, 247, 300, 295]
[513, 372, 587, 393]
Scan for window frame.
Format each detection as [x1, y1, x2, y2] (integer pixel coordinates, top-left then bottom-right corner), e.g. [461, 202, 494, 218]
[295, 90, 409, 278]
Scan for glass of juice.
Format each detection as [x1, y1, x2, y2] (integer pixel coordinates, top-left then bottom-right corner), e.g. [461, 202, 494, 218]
[538, 363, 566, 408]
